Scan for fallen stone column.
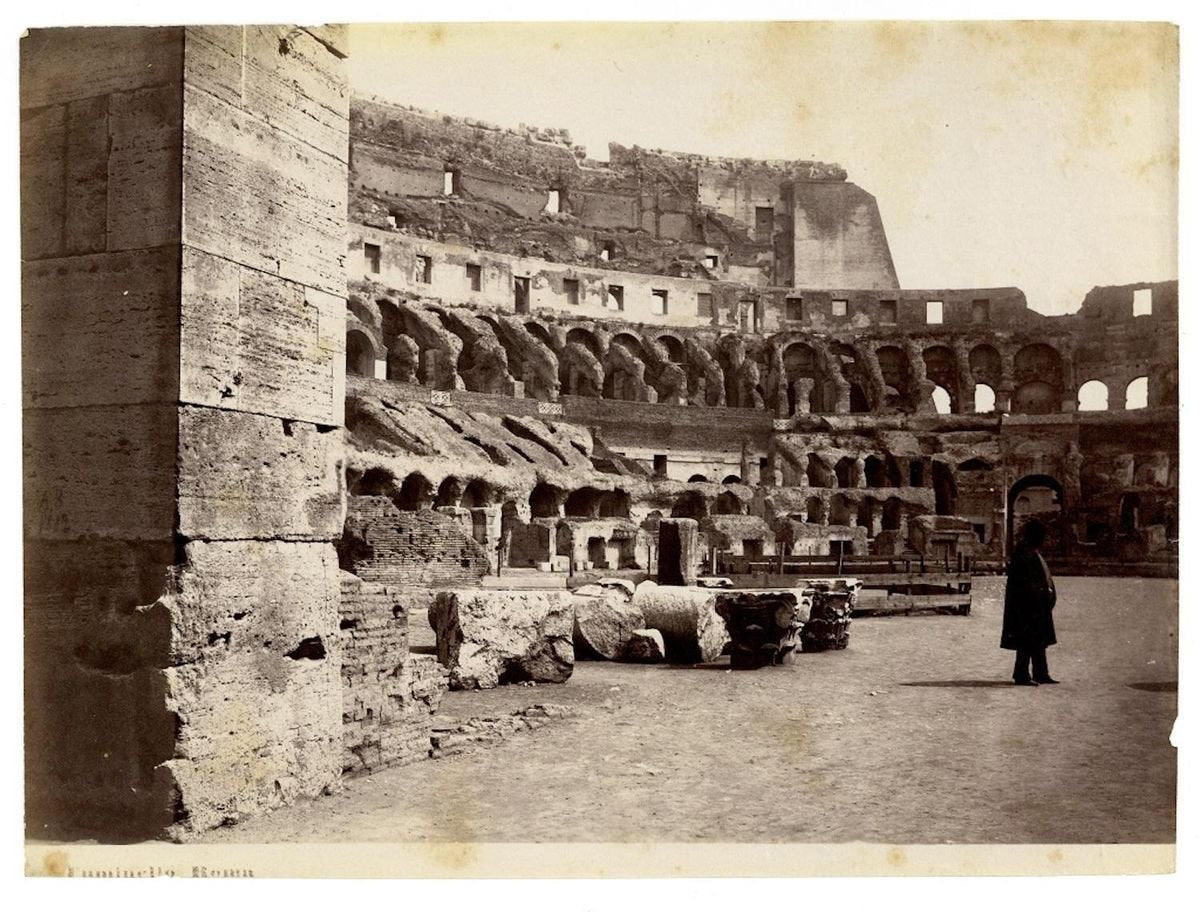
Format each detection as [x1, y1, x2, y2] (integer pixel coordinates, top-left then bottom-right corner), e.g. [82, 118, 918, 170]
[632, 581, 729, 663]
[572, 592, 648, 660]
[799, 579, 860, 652]
[614, 628, 667, 662]
[430, 590, 575, 689]
[714, 589, 812, 670]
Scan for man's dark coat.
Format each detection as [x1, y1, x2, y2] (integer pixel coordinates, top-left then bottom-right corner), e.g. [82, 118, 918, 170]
[1001, 542, 1058, 651]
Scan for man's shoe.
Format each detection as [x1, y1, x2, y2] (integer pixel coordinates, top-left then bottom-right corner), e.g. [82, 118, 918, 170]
[1034, 677, 1060, 684]
[1013, 679, 1038, 686]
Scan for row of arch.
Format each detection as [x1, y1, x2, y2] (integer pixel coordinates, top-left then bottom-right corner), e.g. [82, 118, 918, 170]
[346, 299, 1175, 417]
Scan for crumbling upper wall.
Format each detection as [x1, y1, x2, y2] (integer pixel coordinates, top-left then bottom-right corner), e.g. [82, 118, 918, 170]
[788, 180, 899, 289]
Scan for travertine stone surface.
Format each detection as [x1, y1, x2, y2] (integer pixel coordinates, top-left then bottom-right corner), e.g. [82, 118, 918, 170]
[180, 247, 345, 425]
[176, 406, 344, 540]
[430, 590, 576, 689]
[633, 581, 730, 664]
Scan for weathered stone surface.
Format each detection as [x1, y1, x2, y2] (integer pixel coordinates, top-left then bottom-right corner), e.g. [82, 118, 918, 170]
[182, 83, 348, 297]
[714, 590, 809, 670]
[107, 82, 185, 251]
[799, 580, 858, 652]
[22, 249, 181, 410]
[658, 518, 699, 586]
[180, 247, 345, 425]
[176, 406, 343, 540]
[615, 628, 667, 663]
[23, 403, 179, 541]
[572, 593, 647, 660]
[633, 580, 730, 664]
[430, 590, 575, 689]
[163, 540, 342, 836]
[340, 573, 448, 775]
[19, 26, 183, 109]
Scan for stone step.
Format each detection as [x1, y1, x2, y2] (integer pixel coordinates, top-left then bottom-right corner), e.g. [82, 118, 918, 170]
[479, 573, 569, 590]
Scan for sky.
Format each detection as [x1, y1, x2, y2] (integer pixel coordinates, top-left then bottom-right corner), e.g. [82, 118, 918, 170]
[349, 21, 1178, 314]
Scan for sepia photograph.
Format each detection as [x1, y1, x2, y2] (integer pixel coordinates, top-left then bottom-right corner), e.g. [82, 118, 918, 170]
[15, 8, 1184, 881]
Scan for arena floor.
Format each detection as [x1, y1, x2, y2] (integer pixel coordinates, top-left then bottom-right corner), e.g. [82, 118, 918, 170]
[202, 576, 1178, 845]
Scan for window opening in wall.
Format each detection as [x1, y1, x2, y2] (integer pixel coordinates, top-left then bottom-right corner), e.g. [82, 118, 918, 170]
[363, 243, 381, 274]
[755, 206, 774, 239]
[545, 189, 561, 214]
[651, 289, 668, 316]
[1133, 288, 1152, 316]
[1125, 376, 1148, 410]
[443, 167, 460, 196]
[653, 454, 668, 477]
[879, 300, 897, 323]
[607, 285, 624, 312]
[466, 263, 482, 291]
[786, 297, 803, 321]
[563, 278, 580, 306]
[974, 383, 996, 413]
[697, 292, 714, 318]
[599, 241, 615, 261]
[1077, 379, 1109, 411]
[972, 298, 990, 323]
[831, 299, 848, 317]
[416, 255, 432, 284]
[926, 300, 944, 324]
[704, 254, 719, 270]
[514, 276, 531, 314]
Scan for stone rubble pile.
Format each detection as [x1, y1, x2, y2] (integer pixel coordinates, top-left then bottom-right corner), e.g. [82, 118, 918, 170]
[430, 704, 573, 758]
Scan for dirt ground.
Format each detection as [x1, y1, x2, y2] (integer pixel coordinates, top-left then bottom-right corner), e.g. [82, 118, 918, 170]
[202, 576, 1178, 844]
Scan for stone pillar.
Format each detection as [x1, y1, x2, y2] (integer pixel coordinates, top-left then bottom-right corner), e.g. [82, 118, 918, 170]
[658, 519, 700, 586]
[854, 457, 867, 489]
[22, 25, 349, 841]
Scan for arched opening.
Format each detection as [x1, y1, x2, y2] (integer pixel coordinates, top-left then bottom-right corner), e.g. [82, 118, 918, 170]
[806, 454, 836, 488]
[876, 346, 909, 409]
[974, 383, 996, 413]
[849, 383, 870, 414]
[349, 466, 396, 498]
[346, 329, 375, 378]
[969, 344, 1002, 385]
[932, 461, 957, 516]
[922, 346, 959, 412]
[687, 474, 709, 483]
[1008, 474, 1063, 553]
[460, 478, 492, 509]
[957, 457, 994, 473]
[529, 482, 562, 518]
[1119, 493, 1140, 533]
[783, 342, 820, 415]
[564, 487, 603, 518]
[721, 474, 741, 485]
[864, 456, 887, 488]
[397, 472, 433, 511]
[1012, 381, 1059, 415]
[434, 476, 462, 508]
[834, 457, 857, 488]
[1012, 343, 1062, 414]
[805, 495, 826, 524]
[1125, 376, 1148, 410]
[829, 494, 852, 526]
[657, 334, 685, 364]
[597, 489, 631, 519]
[882, 497, 903, 531]
[713, 491, 743, 515]
[566, 327, 602, 359]
[1077, 379, 1109, 411]
[671, 490, 707, 520]
[909, 460, 926, 487]
[930, 385, 952, 415]
[524, 321, 554, 349]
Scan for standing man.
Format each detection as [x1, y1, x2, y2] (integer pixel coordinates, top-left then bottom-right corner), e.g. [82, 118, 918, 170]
[1001, 518, 1059, 685]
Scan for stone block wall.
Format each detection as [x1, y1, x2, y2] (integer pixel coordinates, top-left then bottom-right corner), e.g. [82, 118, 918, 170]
[339, 495, 491, 589]
[339, 573, 447, 776]
[22, 24, 351, 840]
